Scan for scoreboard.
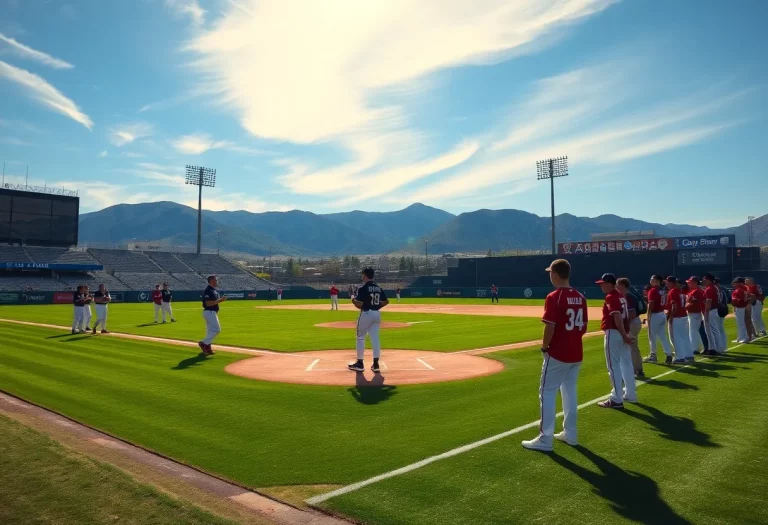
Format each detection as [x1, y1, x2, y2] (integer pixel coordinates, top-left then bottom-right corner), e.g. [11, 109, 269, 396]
[0, 188, 79, 247]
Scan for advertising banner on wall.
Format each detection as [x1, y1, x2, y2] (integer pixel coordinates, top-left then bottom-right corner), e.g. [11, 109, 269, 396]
[22, 293, 48, 303]
[53, 292, 73, 304]
[674, 235, 735, 250]
[677, 249, 727, 266]
[0, 292, 19, 304]
[558, 238, 673, 255]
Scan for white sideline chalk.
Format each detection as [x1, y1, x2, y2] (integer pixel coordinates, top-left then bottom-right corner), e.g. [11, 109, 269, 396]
[306, 336, 765, 505]
[417, 358, 435, 370]
[305, 359, 320, 372]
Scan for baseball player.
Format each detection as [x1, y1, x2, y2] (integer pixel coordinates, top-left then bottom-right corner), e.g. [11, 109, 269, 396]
[596, 273, 636, 409]
[348, 268, 389, 373]
[71, 285, 86, 334]
[731, 277, 750, 343]
[685, 277, 705, 354]
[665, 277, 691, 364]
[330, 283, 339, 310]
[522, 259, 588, 452]
[491, 284, 499, 304]
[714, 277, 728, 350]
[160, 283, 176, 323]
[82, 285, 93, 331]
[199, 275, 226, 356]
[277, 288, 282, 301]
[152, 285, 163, 323]
[702, 273, 724, 355]
[396, 287, 401, 303]
[746, 277, 766, 336]
[644, 274, 674, 365]
[92, 284, 111, 334]
[616, 278, 644, 379]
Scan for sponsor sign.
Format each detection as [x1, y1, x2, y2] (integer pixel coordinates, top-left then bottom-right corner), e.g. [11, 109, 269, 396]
[436, 289, 461, 297]
[22, 294, 47, 303]
[0, 262, 104, 271]
[432, 279, 443, 285]
[137, 292, 150, 302]
[675, 235, 735, 250]
[558, 238, 673, 254]
[224, 292, 245, 299]
[524, 288, 533, 298]
[476, 289, 487, 298]
[110, 292, 124, 303]
[53, 292, 73, 304]
[0, 292, 19, 304]
[678, 249, 727, 266]
[247, 292, 258, 298]
[409, 291, 423, 297]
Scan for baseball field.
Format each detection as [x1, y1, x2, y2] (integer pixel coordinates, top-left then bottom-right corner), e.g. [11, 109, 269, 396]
[1, 298, 767, 525]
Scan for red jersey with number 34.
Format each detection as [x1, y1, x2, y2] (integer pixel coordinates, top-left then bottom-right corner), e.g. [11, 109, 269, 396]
[542, 287, 588, 363]
[601, 289, 627, 331]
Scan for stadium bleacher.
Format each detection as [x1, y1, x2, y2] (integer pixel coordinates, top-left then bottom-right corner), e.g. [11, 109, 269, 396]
[168, 272, 208, 289]
[113, 272, 182, 291]
[146, 252, 193, 273]
[0, 246, 32, 263]
[177, 253, 242, 274]
[88, 249, 161, 272]
[0, 275, 68, 291]
[59, 271, 130, 291]
[215, 273, 270, 291]
[25, 247, 97, 265]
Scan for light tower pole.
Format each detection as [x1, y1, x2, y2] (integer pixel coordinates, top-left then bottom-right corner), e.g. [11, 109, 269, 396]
[536, 156, 569, 255]
[185, 165, 216, 255]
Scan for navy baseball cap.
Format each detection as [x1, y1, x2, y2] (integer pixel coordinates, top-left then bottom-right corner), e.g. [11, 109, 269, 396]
[732, 276, 745, 284]
[666, 276, 677, 284]
[595, 273, 616, 285]
[686, 276, 701, 285]
[702, 273, 715, 282]
[651, 274, 665, 282]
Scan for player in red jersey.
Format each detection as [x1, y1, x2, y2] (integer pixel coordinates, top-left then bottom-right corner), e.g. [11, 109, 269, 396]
[731, 277, 750, 343]
[746, 277, 766, 336]
[522, 259, 588, 452]
[701, 273, 724, 355]
[596, 273, 636, 409]
[665, 277, 691, 364]
[152, 284, 163, 323]
[685, 277, 706, 354]
[329, 283, 339, 311]
[644, 274, 673, 364]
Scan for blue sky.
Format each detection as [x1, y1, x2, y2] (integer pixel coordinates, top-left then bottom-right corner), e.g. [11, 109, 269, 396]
[0, 0, 765, 227]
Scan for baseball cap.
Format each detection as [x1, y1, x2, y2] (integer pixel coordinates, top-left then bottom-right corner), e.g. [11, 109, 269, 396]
[206, 275, 217, 283]
[595, 273, 616, 285]
[651, 274, 665, 282]
[702, 273, 715, 282]
[686, 276, 701, 285]
[732, 276, 745, 284]
[666, 276, 677, 284]
[714, 277, 721, 284]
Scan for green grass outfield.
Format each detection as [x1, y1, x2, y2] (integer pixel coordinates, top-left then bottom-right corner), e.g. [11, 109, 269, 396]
[265, 298, 606, 306]
[1, 299, 767, 524]
[0, 414, 236, 525]
[0, 301, 600, 351]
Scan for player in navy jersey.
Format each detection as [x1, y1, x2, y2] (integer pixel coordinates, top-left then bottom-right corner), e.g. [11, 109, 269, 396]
[199, 275, 227, 356]
[348, 268, 389, 372]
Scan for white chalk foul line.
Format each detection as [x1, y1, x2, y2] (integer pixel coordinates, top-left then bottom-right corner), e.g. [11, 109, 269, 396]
[417, 358, 435, 371]
[306, 336, 765, 505]
[305, 359, 320, 372]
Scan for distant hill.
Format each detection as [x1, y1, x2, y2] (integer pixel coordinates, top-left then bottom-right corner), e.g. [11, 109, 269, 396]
[78, 201, 766, 256]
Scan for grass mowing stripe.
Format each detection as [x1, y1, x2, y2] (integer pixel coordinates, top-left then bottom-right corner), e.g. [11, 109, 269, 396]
[306, 335, 766, 505]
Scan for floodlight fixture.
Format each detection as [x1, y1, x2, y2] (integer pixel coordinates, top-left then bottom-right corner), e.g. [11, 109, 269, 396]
[536, 156, 569, 255]
[184, 165, 217, 255]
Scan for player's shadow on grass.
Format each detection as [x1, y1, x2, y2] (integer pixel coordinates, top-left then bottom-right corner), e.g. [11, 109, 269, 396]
[621, 403, 719, 448]
[347, 374, 397, 405]
[676, 363, 737, 379]
[136, 323, 161, 328]
[550, 446, 692, 525]
[171, 353, 209, 370]
[642, 378, 699, 391]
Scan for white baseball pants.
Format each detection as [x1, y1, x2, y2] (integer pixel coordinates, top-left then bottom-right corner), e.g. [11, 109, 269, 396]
[717, 313, 727, 349]
[202, 310, 221, 345]
[648, 312, 673, 357]
[83, 305, 92, 329]
[704, 310, 724, 353]
[94, 304, 108, 331]
[752, 300, 765, 333]
[669, 316, 691, 359]
[396, 293, 401, 303]
[331, 295, 338, 310]
[161, 302, 173, 321]
[734, 307, 748, 342]
[154, 303, 162, 321]
[604, 329, 636, 403]
[356, 310, 381, 360]
[72, 306, 84, 331]
[277, 294, 282, 301]
[538, 354, 580, 443]
[687, 313, 704, 352]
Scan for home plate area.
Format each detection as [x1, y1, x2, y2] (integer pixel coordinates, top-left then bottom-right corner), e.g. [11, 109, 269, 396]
[224, 350, 504, 386]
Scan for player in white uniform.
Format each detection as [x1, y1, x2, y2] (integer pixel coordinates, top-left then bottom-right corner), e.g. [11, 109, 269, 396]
[348, 268, 389, 373]
[71, 285, 86, 334]
[92, 284, 112, 334]
[199, 275, 226, 356]
[82, 285, 93, 331]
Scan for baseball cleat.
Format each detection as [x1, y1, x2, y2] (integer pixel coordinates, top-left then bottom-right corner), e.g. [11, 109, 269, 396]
[554, 432, 578, 446]
[597, 399, 624, 409]
[206, 345, 215, 355]
[693, 350, 701, 355]
[672, 358, 686, 364]
[685, 357, 695, 363]
[92, 328, 97, 335]
[71, 329, 77, 334]
[371, 361, 381, 373]
[171, 319, 177, 323]
[348, 360, 364, 372]
[521, 436, 553, 452]
[101, 330, 110, 334]
[665, 355, 674, 365]
[635, 372, 646, 380]
[198, 341, 208, 354]
[643, 355, 657, 364]
[622, 396, 638, 404]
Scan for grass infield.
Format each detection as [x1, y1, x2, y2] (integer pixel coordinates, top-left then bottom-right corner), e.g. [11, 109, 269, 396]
[0, 302, 765, 524]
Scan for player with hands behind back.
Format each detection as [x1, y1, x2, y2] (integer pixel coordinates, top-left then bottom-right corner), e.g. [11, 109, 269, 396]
[348, 268, 389, 373]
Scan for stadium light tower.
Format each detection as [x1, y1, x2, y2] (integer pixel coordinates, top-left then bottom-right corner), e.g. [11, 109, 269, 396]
[185, 165, 216, 255]
[536, 156, 569, 255]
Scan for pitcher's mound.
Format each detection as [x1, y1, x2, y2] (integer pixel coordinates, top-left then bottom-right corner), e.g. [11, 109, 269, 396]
[225, 350, 504, 386]
[315, 321, 410, 329]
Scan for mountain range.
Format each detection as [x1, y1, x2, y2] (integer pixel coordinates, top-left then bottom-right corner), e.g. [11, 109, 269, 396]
[78, 202, 766, 256]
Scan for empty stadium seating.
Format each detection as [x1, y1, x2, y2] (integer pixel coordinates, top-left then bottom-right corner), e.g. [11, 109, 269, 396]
[146, 252, 193, 273]
[0, 246, 32, 263]
[60, 271, 131, 291]
[0, 275, 68, 291]
[168, 272, 208, 289]
[114, 272, 179, 291]
[215, 273, 269, 290]
[177, 253, 242, 274]
[25, 247, 98, 265]
[88, 249, 161, 272]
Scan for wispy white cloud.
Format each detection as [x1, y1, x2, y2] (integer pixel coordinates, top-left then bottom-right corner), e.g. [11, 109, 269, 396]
[0, 32, 74, 69]
[166, 0, 205, 25]
[170, 132, 273, 156]
[139, 92, 196, 112]
[109, 122, 154, 147]
[0, 118, 43, 134]
[122, 152, 147, 158]
[0, 136, 31, 146]
[98, 150, 108, 158]
[0, 59, 92, 129]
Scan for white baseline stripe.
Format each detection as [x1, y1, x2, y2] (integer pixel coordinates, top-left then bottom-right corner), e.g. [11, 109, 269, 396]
[305, 359, 320, 372]
[417, 358, 435, 371]
[306, 336, 764, 505]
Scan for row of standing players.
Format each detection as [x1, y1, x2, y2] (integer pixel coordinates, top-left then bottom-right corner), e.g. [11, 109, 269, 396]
[71, 283, 177, 334]
[196, 271, 390, 370]
[520, 259, 765, 452]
